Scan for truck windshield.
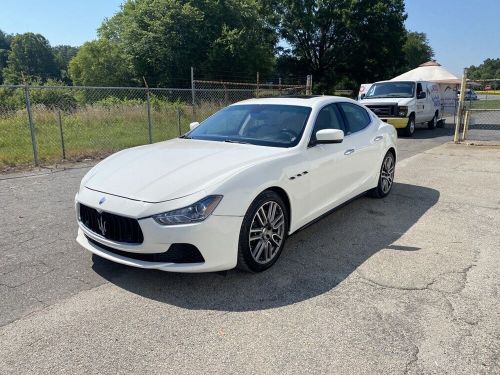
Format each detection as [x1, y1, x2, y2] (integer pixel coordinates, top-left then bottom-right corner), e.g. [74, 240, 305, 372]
[365, 82, 415, 99]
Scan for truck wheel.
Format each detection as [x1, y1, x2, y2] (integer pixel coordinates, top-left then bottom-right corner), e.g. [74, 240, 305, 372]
[428, 113, 437, 129]
[400, 116, 415, 137]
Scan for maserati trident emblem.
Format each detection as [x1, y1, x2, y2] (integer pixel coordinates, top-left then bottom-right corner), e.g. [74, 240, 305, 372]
[97, 215, 107, 236]
[99, 196, 106, 205]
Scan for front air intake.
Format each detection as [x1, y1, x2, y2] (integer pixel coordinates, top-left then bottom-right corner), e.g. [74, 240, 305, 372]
[79, 204, 144, 244]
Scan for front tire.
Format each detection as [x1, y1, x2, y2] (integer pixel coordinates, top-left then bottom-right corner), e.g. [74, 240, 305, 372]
[368, 151, 395, 199]
[399, 115, 415, 137]
[237, 191, 289, 273]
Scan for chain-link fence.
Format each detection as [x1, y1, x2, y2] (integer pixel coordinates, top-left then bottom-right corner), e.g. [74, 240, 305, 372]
[462, 109, 500, 143]
[453, 69, 500, 143]
[0, 80, 310, 169]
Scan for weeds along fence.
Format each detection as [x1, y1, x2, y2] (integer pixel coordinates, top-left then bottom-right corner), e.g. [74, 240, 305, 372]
[0, 81, 309, 168]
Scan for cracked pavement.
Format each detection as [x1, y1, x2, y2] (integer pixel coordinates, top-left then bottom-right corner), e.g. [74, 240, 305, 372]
[0, 127, 499, 374]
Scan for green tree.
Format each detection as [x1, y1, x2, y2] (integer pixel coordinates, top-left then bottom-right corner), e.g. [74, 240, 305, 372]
[402, 31, 434, 71]
[97, 0, 277, 86]
[204, 1, 277, 80]
[270, 0, 350, 90]
[0, 30, 11, 50]
[52, 45, 79, 83]
[272, 0, 407, 92]
[2, 32, 59, 84]
[68, 39, 135, 86]
[467, 58, 500, 80]
[0, 30, 13, 83]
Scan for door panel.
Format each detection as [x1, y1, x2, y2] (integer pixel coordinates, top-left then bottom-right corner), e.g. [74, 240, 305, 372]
[304, 142, 353, 223]
[300, 104, 353, 224]
[344, 126, 382, 194]
[337, 103, 382, 194]
[297, 102, 384, 227]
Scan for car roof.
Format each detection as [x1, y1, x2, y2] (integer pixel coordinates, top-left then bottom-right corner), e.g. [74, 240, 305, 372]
[231, 95, 358, 108]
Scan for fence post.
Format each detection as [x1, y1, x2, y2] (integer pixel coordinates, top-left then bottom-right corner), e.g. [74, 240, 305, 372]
[57, 110, 66, 159]
[279, 77, 282, 95]
[24, 84, 39, 166]
[191, 67, 196, 121]
[462, 110, 470, 141]
[256, 72, 260, 98]
[454, 68, 467, 143]
[143, 77, 153, 144]
[146, 90, 153, 144]
[177, 107, 182, 136]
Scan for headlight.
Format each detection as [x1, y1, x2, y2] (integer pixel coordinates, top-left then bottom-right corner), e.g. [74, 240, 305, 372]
[398, 106, 408, 117]
[153, 195, 223, 225]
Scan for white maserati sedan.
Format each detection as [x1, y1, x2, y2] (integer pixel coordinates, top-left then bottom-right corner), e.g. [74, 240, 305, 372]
[75, 96, 397, 273]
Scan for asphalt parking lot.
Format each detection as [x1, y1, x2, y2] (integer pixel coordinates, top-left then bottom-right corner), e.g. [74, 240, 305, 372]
[0, 126, 499, 374]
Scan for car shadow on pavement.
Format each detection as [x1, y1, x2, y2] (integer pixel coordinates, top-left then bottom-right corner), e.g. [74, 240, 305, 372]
[92, 182, 439, 311]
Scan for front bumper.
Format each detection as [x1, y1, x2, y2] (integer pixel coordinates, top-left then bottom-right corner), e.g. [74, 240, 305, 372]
[380, 117, 408, 128]
[76, 191, 243, 273]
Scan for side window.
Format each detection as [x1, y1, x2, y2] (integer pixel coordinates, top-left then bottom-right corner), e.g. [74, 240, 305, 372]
[417, 83, 423, 96]
[338, 102, 371, 134]
[312, 104, 345, 141]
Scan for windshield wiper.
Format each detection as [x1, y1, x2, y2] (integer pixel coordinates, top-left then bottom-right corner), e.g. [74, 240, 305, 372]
[224, 139, 249, 144]
[179, 135, 191, 139]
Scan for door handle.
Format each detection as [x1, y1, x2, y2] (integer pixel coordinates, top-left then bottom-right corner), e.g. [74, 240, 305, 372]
[344, 149, 355, 155]
[373, 135, 383, 142]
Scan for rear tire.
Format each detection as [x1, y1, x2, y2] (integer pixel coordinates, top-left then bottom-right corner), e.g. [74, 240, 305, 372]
[237, 191, 289, 273]
[400, 115, 415, 137]
[428, 113, 437, 129]
[368, 151, 395, 199]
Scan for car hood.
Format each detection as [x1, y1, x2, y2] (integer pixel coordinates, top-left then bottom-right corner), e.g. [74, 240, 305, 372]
[84, 138, 286, 203]
[360, 97, 414, 106]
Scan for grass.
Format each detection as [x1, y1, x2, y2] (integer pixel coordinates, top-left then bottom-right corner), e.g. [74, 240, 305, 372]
[0, 101, 224, 169]
[467, 99, 500, 110]
[476, 90, 500, 95]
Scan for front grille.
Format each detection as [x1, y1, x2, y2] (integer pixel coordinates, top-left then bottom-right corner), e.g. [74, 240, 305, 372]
[79, 204, 144, 244]
[366, 104, 398, 117]
[86, 235, 205, 263]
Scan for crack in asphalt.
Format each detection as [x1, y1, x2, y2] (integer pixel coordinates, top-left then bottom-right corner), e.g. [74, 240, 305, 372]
[354, 260, 498, 373]
[355, 263, 477, 295]
[404, 344, 420, 375]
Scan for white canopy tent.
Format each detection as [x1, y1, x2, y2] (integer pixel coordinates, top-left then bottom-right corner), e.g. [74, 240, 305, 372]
[391, 60, 461, 84]
[391, 61, 460, 116]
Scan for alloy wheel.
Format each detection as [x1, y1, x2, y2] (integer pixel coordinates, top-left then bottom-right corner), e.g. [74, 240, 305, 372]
[380, 154, 395, 194]
[248, 201, 285, 264]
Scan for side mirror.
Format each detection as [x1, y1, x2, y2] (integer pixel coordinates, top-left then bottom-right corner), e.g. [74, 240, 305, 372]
[189, 122, 200, 130]
[315, 129, 344, 144]
[360, 93, 366, 100]
[417, 92, 426, 99]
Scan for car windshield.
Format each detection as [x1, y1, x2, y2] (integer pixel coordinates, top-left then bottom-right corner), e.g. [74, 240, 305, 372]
[365, 82, 415, 99]
[186, 104, 312, 147]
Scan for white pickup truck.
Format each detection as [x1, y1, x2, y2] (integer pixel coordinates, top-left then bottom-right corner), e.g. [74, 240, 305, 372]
[359, 80, 441, 137]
